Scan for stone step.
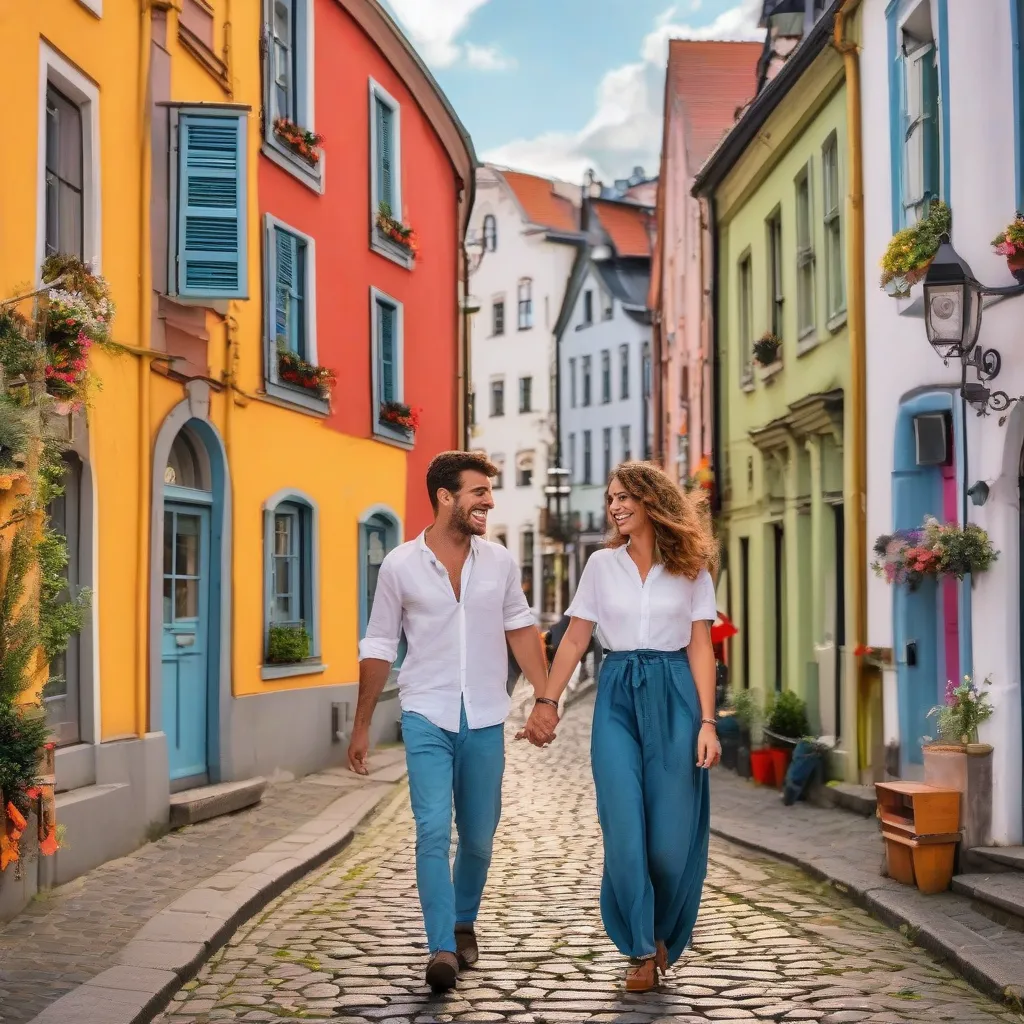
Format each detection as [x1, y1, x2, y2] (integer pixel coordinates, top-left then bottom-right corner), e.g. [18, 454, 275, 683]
[825, 782, 878, 817]
[169, 777, 266, 829]
[964, 845, 1024, 874]
[951, 870, 1024, 932]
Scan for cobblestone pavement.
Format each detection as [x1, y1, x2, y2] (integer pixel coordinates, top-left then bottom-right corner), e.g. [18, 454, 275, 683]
[157, 695, 1021, 1024]
[0, 749, 404, 1024]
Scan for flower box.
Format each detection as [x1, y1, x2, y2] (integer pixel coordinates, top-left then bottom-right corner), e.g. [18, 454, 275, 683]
[272, 118, 324, 166]
[276, 347, 336, 402]
[375, 204, 418, 258]
[879, 201, 950, 297]
[379, 401, 420, 435]
[992, 214, 1024, 284]
[871, 517, 997, 589]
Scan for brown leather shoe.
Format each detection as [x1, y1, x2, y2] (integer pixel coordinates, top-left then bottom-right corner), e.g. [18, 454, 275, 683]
[455, 923, 479, 967]
[425, 950, 459, 992]
[625, 957, 658, 992]
[655, 940, 669, 975]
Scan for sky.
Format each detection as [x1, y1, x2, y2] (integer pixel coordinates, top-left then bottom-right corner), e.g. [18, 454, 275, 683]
[381, 0, 765, 185]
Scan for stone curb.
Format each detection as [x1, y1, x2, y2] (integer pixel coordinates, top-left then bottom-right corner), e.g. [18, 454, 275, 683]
[26, 776, 404, 1024]
[710, 814, 1024, 1009]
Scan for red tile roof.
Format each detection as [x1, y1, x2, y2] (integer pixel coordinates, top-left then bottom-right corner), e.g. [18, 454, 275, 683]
[591, 199, 655, 259]
[498, 169, 579, 234]
[667, 39, 762, 171]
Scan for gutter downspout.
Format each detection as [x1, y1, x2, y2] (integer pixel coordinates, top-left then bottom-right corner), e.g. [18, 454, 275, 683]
[136, 0, 154, 741]
[708, 194, 722, 523]
[834, 0, 867, 781]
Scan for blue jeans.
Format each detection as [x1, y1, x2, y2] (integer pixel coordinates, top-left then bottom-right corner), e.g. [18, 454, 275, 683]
[402, 704, 505, 955]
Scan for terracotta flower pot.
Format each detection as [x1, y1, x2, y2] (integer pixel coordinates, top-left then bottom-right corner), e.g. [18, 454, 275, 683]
[750, 749, 775, 786]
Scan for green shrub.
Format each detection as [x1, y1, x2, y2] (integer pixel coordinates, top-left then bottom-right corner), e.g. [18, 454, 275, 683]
[766, 689, 810, 741]
[267, 624, 310, 664]
[728, 688, 762, 730]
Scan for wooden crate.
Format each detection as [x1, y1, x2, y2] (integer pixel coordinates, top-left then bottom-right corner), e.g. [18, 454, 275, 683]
[875, 781, 960, 837]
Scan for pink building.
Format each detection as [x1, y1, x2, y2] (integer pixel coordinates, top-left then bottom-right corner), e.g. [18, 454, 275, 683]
[650, 40, 760, 485]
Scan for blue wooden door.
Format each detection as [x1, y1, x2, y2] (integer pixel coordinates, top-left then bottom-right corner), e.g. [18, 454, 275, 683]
[162, 504, 211, 781]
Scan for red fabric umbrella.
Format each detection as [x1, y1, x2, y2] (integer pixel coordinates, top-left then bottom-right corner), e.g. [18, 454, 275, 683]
[710, 610, 738, 645]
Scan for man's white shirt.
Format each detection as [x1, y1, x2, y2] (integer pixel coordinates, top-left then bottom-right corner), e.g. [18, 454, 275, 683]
[358, 531, 536, 732]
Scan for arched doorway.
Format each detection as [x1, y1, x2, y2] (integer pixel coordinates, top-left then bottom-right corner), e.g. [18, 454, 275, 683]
[161, 423, 218, 786]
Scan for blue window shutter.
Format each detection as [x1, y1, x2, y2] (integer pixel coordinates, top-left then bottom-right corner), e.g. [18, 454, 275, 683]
[376, 99, 394, 212]
[922, 51, 940, 207]
[378, 301, 396, 403]
[274, 227, 295, 351]
[176, 113, 246, 299]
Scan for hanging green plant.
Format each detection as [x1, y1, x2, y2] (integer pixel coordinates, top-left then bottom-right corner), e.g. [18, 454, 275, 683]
[880, 201, 951, 297]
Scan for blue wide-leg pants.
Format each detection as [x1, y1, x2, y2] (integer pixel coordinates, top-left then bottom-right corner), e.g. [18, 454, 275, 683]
[402, 704, 505, 955]
[591, 649, 710, 966]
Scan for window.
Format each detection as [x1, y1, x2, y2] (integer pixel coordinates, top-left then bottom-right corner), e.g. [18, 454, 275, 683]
[358, 507, 403, 663]
[370, 80, 408, 266]
[519, 376, 533, 414]
[569, 358, 577, 408]
[264, 217, 322, 409]
[263, 491, 320, 677]
[795, 165, 815, 338]
[492, 299, 505, 336]
[823, 134, 845, 319]
[490, 378, 505, 417]
[738, 253, 753, 380]
[583, 430, 592, 485]
[601, 288, 614, 321]
[567, 433, 576, 481]
[521, 530, 535, 607]
[582, 356, 592, 406]
[902, 40, 939, 225]
[517, 279, 533, 330]
[516, 451, 534, 488]
[169, 107, 248, 299]
[492, 454, 505, 489]
[370, 289, 406, 442]
[582, 289, 594, 325]
[767, 210, 784, 339]
[601, 350, 611, 404]
[619, 344, 629, 399]
[602, 427, 612, 482]
[45, 85, 84, 259]
[621, 425, 631, 463]
[483, 214, 497, 252]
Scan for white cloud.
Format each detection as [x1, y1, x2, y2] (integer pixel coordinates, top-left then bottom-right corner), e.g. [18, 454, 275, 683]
[482, 0, 763, 182]
[384, 0, 513, 71]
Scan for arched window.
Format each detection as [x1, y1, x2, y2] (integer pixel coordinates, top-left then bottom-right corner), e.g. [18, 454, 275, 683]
[358, 507, 405, 665]
[516, 450, 534, 488]
[262, 490, 321, 677]
[165, 428, 209, 491]
[491, 453, 505, 490]
[483, 214, 497, 252]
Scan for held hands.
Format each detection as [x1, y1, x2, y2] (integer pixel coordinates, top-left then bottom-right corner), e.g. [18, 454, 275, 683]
[696, 722, 721, 770]
[515, 701, 560, 747]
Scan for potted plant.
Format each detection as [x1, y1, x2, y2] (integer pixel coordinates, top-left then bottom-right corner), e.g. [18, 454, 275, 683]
[872, 517, 997, 589]
[730, 688, 761, 779]
[763, 689, 811, 787]
[752, 332, 782, 370]
[267, 623, 311, 665]
[992, 214, 1024, 282]
[272, 118, 325, 166]
[379, 401, 420, 436]
[376, 203, 418, 257]
[879, 201, 950, 297]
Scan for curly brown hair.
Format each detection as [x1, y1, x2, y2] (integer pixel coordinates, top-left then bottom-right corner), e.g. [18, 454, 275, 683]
[426, 450, 498, 512]
[605, 461, 717, 579]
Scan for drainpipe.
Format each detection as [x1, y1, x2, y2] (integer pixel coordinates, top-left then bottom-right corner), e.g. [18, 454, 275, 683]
[136, 0, 154, 741]
[834, 0, 867, 780]
[708, 195, 722, 521]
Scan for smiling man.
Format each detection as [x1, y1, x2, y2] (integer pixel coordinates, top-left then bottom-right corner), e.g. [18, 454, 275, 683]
[350, 450, 552, 991]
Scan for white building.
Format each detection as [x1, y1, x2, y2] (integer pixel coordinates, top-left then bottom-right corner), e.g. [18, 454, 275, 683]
[467, 166, 582, 620]
[860, 0, 1023, 844]
[556, 194, 655, 577]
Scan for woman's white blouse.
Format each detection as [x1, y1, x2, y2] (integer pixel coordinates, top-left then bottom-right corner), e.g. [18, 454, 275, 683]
[566, 546, 717, 652]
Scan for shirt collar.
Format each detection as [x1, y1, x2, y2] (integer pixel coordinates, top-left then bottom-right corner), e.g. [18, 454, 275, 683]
[418, 529, 481, 561]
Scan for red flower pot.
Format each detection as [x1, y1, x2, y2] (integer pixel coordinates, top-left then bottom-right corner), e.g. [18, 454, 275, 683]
[1008, 250, 1024, 283]
[749, 749, 775, 786]
[770, 747, 792, 788]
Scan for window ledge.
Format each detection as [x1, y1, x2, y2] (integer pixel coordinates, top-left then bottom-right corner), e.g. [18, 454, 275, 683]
[517, 325, 534, 332]
[575, 322, 594, 331]
[797, 333, 822, 358]
[261, 660, 327, 681]
[826, 310, 848, 334]
[756, 361, 784, 384]
[261, 138, 325, 195]
[371, 226, 415, 270]
[265, 380, 330, 416]
[373, 423, 415, 450]
[740, 372, 755, 394]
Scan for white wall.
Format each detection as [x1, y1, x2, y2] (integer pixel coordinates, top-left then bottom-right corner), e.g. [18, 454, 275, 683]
[861, 0, 1022, 843]
[468, 167, 578, 615]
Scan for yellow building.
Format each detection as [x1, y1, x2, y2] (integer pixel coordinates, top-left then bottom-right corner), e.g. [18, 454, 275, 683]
[0, 0, 475, 916]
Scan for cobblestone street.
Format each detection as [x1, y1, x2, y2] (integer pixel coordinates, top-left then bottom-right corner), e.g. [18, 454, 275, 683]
[157, 695, 1021, 1024]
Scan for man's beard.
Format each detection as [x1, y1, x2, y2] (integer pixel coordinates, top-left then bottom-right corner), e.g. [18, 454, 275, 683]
[451, 504, 484, 536]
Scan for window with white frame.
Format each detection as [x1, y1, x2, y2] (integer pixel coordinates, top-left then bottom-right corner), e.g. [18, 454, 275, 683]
[766, 210, 784, 340]
[738, 253, 753, 379]
[483, 214, 497, 252]
[358, 508, 405, 667]
[490, 378, 505, 417]
[569, 357, 577, 408]
[901, 30, 939, 226]
[601, 287, 614, 321]
[582, 289, 593, 325]
[370, 289, 406, 441]
[621, 425, 631, 463]
[582, 430, 592, 485]
[491, 453, 505, 489]
[263, 490, 320, 675]
[38, 43, 100, 272]
[619, 344, 629, 399]
[516, 450, 534, 488]
[262, 0, 318, 187]
[519, 376, 533, 414]
[602, 427, 612, 482]
[822, 133, 845, 319]
[492, 298, 505, 336]
[370, 80, 407, 265]
[582, 355, 592, 406]
[601, 350, 611, 404]
[795, 164, 815, 338]
[517, 278, 533, 330]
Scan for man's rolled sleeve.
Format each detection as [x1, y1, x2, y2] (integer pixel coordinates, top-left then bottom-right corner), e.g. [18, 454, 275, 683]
[358, 558, 402, 663]
[502, 555, 536, 631]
